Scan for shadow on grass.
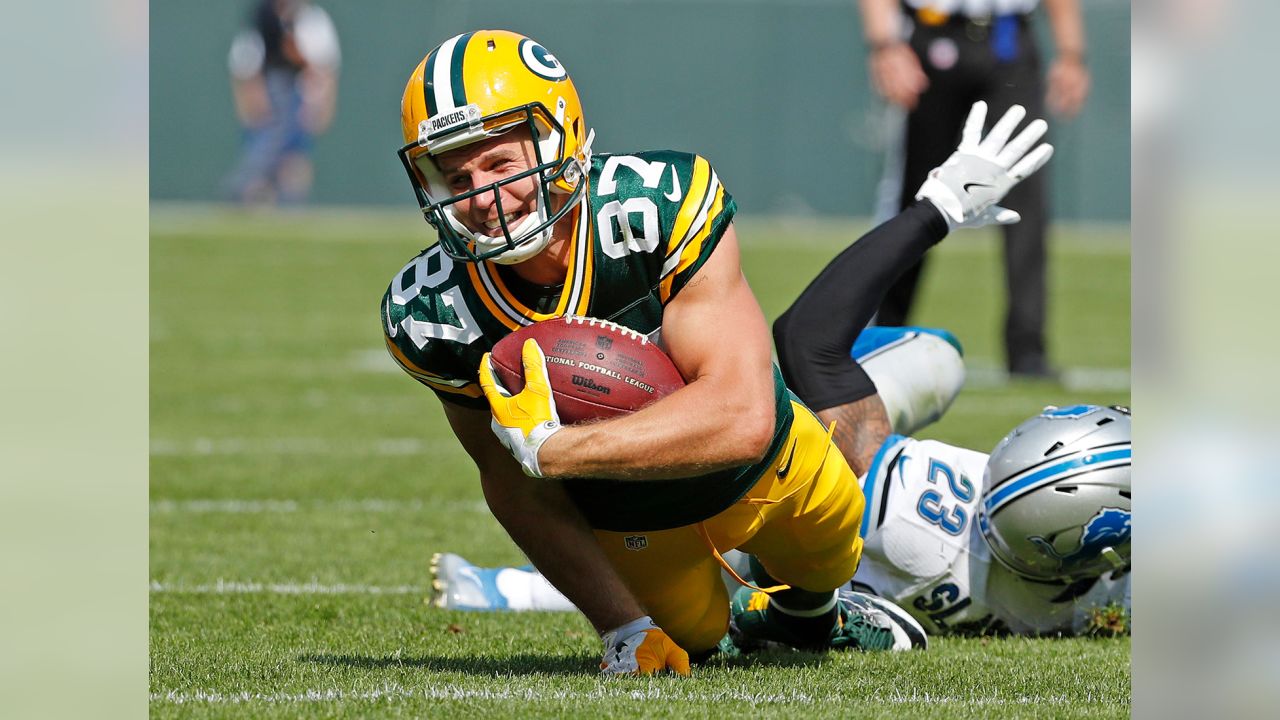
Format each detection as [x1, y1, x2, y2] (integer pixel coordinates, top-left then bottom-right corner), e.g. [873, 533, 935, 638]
[300, 648, 828, 677]
[299, 652, 595, 676]
[706, 650, 828, 670]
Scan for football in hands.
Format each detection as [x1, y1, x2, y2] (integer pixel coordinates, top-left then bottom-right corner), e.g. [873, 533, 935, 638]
[488, 316, 685, 424]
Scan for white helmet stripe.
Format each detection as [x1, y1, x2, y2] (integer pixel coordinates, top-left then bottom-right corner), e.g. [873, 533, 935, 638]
[430, 32, 469, 115]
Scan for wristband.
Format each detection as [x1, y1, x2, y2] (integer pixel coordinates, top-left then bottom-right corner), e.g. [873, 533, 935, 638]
[601, 615, 657, 647]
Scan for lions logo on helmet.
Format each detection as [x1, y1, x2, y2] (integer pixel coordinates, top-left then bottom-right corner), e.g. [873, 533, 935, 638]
[1029, 506, 1132, 571]
[980, 405, 1132, 582]
[397, 30, 593, 265]
[1039, 404, 1102, 420]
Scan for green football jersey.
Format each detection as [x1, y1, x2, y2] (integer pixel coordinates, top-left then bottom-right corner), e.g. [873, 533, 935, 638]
[381, 150, 794, 531]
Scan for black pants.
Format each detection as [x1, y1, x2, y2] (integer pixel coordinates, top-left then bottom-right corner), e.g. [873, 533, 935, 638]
[877, 15, 1049, 372]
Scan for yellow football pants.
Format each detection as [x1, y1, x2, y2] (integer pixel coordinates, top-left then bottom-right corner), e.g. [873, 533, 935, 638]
[593, 402, 866, 653]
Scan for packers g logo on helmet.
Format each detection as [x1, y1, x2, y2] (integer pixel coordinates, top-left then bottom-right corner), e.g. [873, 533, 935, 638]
[519, 39, 566, 81]
[397, 30, 593, 264]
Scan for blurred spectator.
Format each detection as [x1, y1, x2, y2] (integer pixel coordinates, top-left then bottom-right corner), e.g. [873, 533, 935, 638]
[224, 0, 340, 205]
[859, 0, 1089, 379]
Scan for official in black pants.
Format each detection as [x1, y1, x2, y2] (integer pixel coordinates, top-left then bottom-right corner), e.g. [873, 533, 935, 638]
[859, 0, 1090, 377]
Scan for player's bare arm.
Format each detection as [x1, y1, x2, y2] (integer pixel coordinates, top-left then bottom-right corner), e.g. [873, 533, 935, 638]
[535, 224, 776, 480]
[817, 394, 893, 477]
[441, 400, 648, 632]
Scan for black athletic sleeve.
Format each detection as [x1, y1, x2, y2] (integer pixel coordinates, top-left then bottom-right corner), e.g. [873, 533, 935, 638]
[774, 200, 950, 411]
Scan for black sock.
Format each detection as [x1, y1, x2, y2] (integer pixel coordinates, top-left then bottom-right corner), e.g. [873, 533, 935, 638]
[748, 555, 838, 646]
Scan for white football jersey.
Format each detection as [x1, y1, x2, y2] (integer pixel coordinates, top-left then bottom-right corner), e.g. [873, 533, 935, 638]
[850, 436, 1130, 635]
[901, 0, 1040, 16]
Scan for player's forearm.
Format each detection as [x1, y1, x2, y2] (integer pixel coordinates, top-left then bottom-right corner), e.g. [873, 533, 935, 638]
[481, 471, 645, 631]
[1043, 0, 1087, 59]
[859, 0, 905, 47]
[538, 370, 776, 480]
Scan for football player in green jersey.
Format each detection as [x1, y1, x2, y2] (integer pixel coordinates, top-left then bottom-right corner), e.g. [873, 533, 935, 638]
[381, 29, 1052, 674]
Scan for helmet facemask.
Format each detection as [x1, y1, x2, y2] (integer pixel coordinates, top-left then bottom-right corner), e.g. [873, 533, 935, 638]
[397, 101, 591, 264]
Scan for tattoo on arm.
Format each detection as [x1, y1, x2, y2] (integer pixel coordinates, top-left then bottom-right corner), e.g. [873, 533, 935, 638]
[817, 394, 892, 477]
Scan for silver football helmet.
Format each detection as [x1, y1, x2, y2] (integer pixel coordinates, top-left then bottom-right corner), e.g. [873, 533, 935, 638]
[979, 405, 1131, 582]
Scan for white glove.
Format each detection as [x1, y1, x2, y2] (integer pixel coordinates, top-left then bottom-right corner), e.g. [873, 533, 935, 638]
[477, 339, 563, 478]
[915, 101, 1054, 230]
[599, 616, 691, 676]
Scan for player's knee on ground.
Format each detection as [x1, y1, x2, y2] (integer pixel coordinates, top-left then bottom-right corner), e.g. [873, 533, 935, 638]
[854, 326, 964, 435]
[642, 575, 730, 653]
[594, 528, 733, 654]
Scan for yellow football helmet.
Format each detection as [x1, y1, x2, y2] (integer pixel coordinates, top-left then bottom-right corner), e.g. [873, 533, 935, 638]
[397, 30, 592, 264]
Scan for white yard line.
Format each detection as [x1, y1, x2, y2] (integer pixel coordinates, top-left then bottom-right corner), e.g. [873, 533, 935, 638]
[150, 203, 1130, 254]
[151, 499, 301, 513]
[149, 437, 458, 457]
[149, 580, 423, 595]
[149, 684, 818, 705]
[150, 684, 1103, 706]
[149, 498, 488, 514]
[965, 362, 1130, 392]
[353, 348, 402, 373]
[877, 691, 1090, 706]
[359, 347, 1132, 392]
[1059, 366, 1132, 393]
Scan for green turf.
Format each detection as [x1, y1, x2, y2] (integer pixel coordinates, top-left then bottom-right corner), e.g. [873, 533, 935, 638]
[150, 206, 1130, 718]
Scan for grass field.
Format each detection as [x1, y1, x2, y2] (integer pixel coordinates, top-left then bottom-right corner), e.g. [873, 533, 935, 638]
[150, 206, 1131, 718]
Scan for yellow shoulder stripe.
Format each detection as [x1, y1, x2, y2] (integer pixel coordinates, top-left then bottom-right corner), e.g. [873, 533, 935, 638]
[678, 182, 725, 274]
[466, 262, 524, 331]
[384, 337, 482, 397]
[667, 156, 712, 258]
[659, 180, 725, 304]
[427, 381, 484, 398]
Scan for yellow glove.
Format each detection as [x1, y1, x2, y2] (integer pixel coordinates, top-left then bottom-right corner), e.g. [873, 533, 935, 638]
[599, 616, 692, 677]
[478, 339, 563, 478]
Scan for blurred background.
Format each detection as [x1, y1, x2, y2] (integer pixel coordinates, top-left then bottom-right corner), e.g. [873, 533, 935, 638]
[146, 0, 1136, 704]
[27, 0, 1280, 717]
[151, 0, 1129, 221]
[144, 2, 1135, 716]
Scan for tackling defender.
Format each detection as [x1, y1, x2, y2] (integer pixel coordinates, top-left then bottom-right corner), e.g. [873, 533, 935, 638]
[852, 404, 1130, 636]
[381, 30, 1052, 673]
[432, 402, 1132, 638]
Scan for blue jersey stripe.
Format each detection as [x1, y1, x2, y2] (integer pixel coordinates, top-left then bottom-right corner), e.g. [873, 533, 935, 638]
[860, 434, 909, 537]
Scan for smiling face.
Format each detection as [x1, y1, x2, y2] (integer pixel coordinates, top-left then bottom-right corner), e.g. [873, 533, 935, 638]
[396, 31, 591, 266]
[432, 128, 547, 238]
